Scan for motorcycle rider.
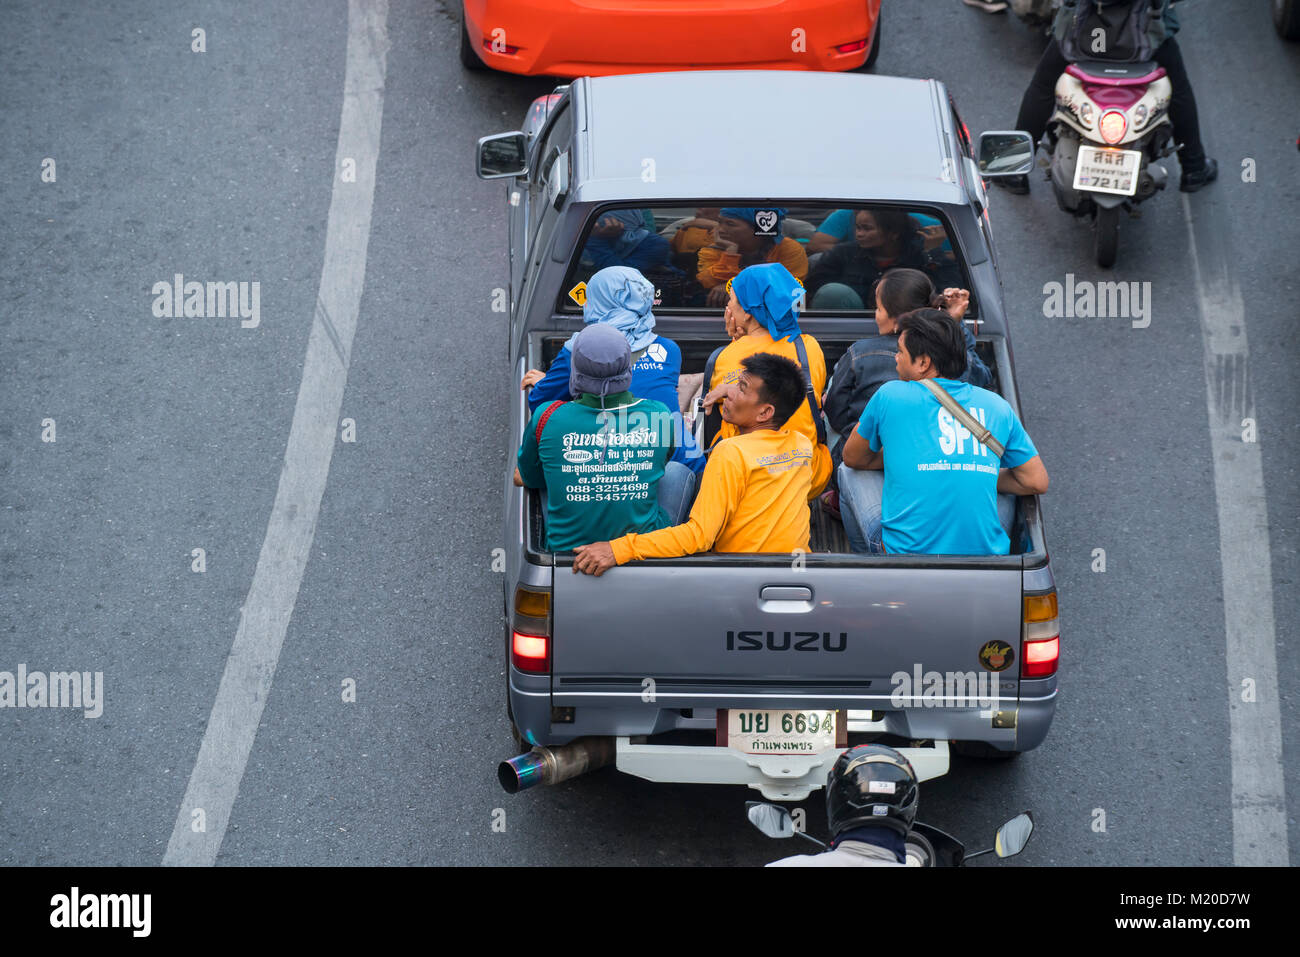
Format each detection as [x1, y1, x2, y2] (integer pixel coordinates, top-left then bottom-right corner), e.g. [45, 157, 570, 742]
[1001, 0, 1218, 194]
[767, 744, 919, 867]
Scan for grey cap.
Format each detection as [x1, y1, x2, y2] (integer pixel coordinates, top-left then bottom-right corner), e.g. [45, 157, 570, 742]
[569, 323, 632, 400]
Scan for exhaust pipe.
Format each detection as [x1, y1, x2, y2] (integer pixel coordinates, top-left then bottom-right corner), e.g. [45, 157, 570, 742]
[498, 737, 615, 794]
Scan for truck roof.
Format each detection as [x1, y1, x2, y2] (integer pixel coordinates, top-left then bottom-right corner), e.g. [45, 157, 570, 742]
[571, 70, 967, 207]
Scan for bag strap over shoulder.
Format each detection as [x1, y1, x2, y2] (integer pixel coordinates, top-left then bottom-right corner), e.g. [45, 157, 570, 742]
[792, 335, 828, 446]
[917, 379, 1005, 458]
[696, 345, 726, 455]
[534, 400, 566, 444]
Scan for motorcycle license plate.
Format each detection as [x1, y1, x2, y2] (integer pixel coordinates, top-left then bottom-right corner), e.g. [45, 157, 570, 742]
[725, 709, 837, 755]
[1073, 145, 1141, 196]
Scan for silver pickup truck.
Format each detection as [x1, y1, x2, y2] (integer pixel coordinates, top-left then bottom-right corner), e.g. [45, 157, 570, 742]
[478, 70, 1059, 802]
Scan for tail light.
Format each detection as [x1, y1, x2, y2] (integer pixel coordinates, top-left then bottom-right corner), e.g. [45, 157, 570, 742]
[1021, 592, 1059, 678]
[511, 587, 551, 673]
[512, 631, 549, 672]
[1098, 109, 1127, 144]
[481, 39, 520, 56]
[835, 38, 868, 53]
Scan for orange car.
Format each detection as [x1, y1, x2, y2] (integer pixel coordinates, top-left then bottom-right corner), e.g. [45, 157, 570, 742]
[459, 0, 883, 77]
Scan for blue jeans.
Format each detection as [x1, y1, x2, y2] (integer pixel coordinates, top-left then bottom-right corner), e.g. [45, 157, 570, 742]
[837, 464, 1017, 554]
[657, 461, 698, 525]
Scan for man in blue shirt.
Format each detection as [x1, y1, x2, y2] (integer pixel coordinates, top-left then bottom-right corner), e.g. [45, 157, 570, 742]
[838, 309, 1048, 555]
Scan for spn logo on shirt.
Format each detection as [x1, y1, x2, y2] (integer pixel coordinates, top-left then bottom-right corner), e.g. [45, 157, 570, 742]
[936, 407, 992, 457]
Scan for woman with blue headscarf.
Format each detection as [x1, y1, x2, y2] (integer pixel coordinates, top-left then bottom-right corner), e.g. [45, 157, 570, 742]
[701, 263, 832, 497]
[696, 207, 809, 308]
[521, 266, 705, 474]
[582, 209, 672, 273]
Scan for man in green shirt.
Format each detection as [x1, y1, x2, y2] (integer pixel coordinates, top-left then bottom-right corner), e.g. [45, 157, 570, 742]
[515, 323, 695, 552]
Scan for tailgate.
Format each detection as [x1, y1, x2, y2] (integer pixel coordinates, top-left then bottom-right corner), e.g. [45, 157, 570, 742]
[551, 561, 1022, 710]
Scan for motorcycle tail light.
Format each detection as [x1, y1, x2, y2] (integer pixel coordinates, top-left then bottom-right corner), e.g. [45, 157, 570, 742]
[1099, 110, 1127, 144]
[1079, 101, 1094, 125]
[1133, 104, 1148, 129]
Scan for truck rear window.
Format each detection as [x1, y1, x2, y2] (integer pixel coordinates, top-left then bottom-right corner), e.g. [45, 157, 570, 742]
[558, 204, 972, 316]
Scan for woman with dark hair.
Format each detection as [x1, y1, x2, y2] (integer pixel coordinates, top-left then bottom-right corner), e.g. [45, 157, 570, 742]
[821, 268, 991, 510]
[807, 208, 957, 309]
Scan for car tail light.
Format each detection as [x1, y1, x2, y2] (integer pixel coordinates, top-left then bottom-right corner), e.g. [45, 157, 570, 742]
[512, 631, 549, 672]
[512, 587, 550, 673]
[1021, 592, 1059, 678]
[836, 38, 868, 53]
[514, 588, 549, 619]
[1099, 109, 1127, 144]
[481, 39, 520, 56]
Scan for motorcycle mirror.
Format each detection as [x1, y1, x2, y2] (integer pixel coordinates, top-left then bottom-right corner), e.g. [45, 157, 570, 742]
[994, 812, 1035, 858]
[977, 130, 1035, 177]
[746, 801, 795, 839]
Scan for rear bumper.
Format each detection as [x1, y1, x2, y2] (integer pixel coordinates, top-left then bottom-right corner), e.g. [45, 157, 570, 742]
[617, 737, 949, 802]
[464, 0, 876, 76]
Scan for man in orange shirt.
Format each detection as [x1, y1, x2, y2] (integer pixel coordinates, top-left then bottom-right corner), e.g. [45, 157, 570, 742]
[572, 352, 812, 576]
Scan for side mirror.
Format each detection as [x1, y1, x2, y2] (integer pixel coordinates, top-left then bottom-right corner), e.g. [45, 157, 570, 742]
[746, 801, 795, 839]
[477, 131, 528, 180]
[977, 131, 1035, 177]
[994, 811, 1034, 858]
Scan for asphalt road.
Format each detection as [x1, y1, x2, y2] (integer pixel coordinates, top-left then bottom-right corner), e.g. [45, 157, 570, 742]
[1, 0, 1296, 866]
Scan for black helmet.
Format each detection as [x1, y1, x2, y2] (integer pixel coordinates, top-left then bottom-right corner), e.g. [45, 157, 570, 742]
[825, 744, 919, 838]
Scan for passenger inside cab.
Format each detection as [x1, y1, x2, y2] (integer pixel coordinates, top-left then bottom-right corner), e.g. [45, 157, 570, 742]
[581, 209, 672, 273]
[696, 208, 809, 307]
[807, 207, 961, 309]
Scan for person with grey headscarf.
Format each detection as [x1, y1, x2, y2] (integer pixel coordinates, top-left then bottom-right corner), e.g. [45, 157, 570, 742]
[515, 324, 697, 553]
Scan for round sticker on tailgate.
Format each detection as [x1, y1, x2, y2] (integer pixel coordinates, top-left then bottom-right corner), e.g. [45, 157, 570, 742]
[979, 640, 1014, 672]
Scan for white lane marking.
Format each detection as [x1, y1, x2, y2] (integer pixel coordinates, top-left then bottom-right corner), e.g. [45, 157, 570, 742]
[163, 0, 389, 866]
[1182, 194, 1288, 866]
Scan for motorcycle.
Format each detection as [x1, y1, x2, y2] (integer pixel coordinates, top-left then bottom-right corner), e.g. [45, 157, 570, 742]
[1043, 58, 1175, 267]
[747, 801, 1034, 867]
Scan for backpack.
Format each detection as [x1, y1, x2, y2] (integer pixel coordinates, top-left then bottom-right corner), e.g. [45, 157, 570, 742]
[1060, 0, 1157, 63]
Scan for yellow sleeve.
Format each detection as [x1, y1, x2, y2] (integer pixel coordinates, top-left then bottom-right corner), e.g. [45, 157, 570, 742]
[611, 442, 746, 563]
[777, 239, 809, 281]
[696, 248, 741, 288]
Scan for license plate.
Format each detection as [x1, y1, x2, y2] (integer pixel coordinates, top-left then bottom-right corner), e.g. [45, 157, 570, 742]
[725, 709, 837, 755]
[1073, 145, 1141, 196]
